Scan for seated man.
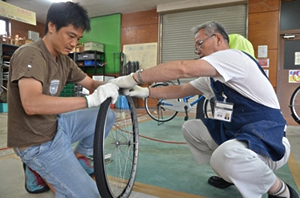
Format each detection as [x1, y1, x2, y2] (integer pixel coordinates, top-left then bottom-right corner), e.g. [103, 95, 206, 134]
[7, 2, 118, 197]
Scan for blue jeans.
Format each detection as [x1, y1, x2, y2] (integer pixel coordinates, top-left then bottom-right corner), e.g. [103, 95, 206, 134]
[15, 107, 116, 198]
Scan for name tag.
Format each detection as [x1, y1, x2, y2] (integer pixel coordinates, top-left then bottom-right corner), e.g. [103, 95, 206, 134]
[214, 101, 234, 122]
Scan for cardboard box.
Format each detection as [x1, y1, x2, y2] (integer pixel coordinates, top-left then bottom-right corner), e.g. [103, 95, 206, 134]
[71, 45, 84, 53]
[84, 42, 104, 52]
[92, 75, 115, 82]
[0, 103, 8, 113]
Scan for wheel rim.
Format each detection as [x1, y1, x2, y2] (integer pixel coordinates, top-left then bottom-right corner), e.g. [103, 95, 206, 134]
[144, 83, 178, 122]
[104, 111, 138, 197]
[290, 87, 300, 124]
[94, 96, 139, 198]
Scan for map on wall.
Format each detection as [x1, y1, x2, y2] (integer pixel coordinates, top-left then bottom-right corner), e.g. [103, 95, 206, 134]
[123, 42, 157, 69]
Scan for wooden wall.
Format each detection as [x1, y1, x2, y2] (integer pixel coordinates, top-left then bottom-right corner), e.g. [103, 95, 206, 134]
[121, 9, 159, 49]
[10, 20, 45, 41]
[120, 3, 282, 107]
[248, 0, 280, 90]
[8, 1, 282, 105]
[121, 9, 159, 107]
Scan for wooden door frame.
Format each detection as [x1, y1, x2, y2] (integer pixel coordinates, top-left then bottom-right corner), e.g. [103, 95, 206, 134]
[278, 29, 300, 125]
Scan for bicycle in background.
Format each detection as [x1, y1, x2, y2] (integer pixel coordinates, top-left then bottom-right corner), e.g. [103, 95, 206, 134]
[290, 85, 300, 124]
[144, 80, 213, 124]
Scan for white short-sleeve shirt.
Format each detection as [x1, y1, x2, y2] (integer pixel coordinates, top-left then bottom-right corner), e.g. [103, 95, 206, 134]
[190, 49, 280, 109]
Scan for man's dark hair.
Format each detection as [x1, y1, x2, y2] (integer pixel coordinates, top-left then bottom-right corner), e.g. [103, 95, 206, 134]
[45, 2, 91, 34]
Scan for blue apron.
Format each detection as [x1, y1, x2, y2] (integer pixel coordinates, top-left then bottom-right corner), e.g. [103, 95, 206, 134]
[202, 53, 286, 161]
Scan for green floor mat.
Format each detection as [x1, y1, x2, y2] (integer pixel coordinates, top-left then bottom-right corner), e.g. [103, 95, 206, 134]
[135, 117, 299, 198]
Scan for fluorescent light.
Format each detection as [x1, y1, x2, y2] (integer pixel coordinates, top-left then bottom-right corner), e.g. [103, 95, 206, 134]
[49, 0, 73, 2]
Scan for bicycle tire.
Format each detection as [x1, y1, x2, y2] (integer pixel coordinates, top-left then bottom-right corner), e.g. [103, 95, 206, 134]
[144, 83, 178, 122]
[290, 86, 300, 124]
[203, 98, 215, 118]
[203, 98, 211, 118]
[94, 96, 139, 198]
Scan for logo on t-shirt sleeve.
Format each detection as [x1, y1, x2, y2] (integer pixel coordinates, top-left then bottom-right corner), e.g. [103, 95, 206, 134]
[49, 79, 60, 96]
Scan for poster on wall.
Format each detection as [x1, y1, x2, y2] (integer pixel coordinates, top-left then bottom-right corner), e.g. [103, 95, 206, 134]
[123, 43, 157, 70]
[295, 52, 300, 65]
[258, 45, 268, 58]
[258, 58, 269, 68]
[289, 70, 300, 83]
[264, 69, 269, 78]
[0, 1, 36, 26]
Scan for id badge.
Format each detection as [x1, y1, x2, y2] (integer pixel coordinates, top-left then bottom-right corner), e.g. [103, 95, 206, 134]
[213, 100, 234, 122]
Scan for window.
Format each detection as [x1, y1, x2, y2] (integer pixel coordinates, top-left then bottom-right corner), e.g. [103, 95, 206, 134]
[0, 18, 8, 36]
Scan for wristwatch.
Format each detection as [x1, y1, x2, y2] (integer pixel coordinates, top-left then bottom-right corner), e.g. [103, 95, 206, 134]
[136, 69, 144, 84]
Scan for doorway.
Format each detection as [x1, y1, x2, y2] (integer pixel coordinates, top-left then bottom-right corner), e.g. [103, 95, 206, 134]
[277, 32, 300, 125]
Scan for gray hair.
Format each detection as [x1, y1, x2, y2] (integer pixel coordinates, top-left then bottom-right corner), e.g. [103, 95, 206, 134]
[191, 21, 229, 44]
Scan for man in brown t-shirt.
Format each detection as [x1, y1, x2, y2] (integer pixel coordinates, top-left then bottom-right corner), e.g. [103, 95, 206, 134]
[7, 2, 118, 197]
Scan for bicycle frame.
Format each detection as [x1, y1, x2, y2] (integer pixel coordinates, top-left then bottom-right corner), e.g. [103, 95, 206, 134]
[145, 80, 211, 123]
[158, 95, 204, 113]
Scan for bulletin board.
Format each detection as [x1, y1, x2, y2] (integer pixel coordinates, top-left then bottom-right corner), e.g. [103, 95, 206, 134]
[123, 42, 157, 69]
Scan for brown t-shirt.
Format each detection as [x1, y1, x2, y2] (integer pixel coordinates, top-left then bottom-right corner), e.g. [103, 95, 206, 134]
[7, 39, 86, 147]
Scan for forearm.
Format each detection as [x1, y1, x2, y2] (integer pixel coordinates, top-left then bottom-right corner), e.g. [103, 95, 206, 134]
[149, 84, 202, 99]
[132, 59, 219, 85]
[77, 76, 106, 93]
[22, 95, 87, 115]
[133, 60, 199, 84]
[133, 61, 183, 83]
[90, 80, 105, 92]
[149, 86, 181, 99]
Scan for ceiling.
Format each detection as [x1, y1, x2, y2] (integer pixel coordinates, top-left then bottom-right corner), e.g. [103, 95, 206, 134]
[5, 0, 185, 24]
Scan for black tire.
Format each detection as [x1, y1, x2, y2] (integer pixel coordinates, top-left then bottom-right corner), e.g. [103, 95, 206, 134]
[195, 95, 206, 119]
[203, 98, 211, 118]
[144, 83, 178, 122]
[94, 96, 139, 198]
[203, 97, 215, 119]
[290, 86, 300, 124]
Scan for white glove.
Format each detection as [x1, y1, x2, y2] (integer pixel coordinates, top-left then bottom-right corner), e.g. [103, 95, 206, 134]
[109, 73, 137, 89]
[124, 85, 149, 98]
[85, 83, 119, 108]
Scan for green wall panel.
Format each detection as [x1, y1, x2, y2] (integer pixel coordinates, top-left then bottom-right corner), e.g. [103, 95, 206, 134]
[80, 14, 121, 74]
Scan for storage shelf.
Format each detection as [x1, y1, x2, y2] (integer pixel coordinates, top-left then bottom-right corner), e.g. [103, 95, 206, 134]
[72, 50, 106, 76]
[1, 44, 19, 93]
[79, 65, 105, 68]
[64, 50, 106, 97]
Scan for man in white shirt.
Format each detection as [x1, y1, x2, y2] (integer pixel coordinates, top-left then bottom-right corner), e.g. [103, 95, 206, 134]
[110, 21, 298, 198]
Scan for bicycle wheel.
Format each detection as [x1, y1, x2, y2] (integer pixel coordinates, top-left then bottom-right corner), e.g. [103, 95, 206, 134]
[94, 96, 139, 198]
[203, 97, 214, 118]
[290, 86, 300, 124]
[144, 83, 178, 122]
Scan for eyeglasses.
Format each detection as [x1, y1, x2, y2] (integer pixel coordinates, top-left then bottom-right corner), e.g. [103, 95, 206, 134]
[194, 34, 216, 54]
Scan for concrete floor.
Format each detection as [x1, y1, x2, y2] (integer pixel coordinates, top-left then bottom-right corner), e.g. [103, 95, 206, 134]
[0, 111, 299, 198]
[0, 112, 159, 198]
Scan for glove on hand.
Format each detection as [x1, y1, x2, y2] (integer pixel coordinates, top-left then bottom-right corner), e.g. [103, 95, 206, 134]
[109, 73, 137, 89]
[85, 83, 119, 108]
[124, 85, 149, 98]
